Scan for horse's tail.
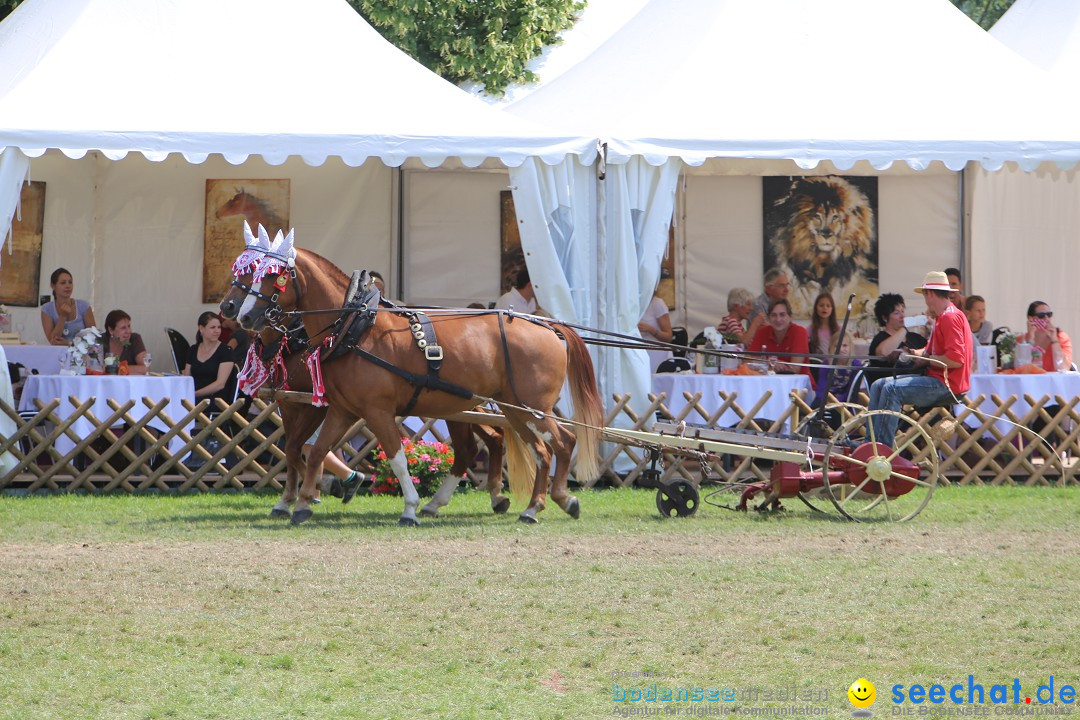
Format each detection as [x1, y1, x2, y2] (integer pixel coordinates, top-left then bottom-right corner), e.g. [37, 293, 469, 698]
[505, 429, 536, 506]
[557, 323, 603, 485]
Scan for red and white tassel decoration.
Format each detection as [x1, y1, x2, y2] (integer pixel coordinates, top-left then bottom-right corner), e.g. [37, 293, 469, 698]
[237, 341, 271, 395]
[306, 345, 328, 407]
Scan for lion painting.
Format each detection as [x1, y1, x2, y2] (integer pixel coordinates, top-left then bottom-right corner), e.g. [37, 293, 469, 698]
[763, 175, 879, 320]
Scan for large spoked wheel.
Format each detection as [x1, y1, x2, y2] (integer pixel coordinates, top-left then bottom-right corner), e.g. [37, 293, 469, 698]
[822, 409, 939, 522]
[794, 402, 867, 514]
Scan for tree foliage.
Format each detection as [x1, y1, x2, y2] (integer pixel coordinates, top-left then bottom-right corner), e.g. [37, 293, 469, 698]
[0, 0, 1020, 86]
[950, 0, 1016, 29]
[349, 0, 583, 95]
[0, 0, 19, 23]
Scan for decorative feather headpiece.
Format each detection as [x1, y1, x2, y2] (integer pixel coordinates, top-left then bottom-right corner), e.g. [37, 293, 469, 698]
[231, 222, 296, 282]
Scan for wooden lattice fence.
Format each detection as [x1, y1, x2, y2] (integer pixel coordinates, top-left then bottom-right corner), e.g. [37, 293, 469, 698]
[2, 387, 1078, 492]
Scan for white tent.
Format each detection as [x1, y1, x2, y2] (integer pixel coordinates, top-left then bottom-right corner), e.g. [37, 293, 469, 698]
[0, 0, 595, 365]
[496, 0, 1080, 427]
[963, 0, 1080, 341]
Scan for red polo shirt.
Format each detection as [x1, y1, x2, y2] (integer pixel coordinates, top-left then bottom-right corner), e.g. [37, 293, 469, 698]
[926, 304, 973, 395]
[750, 322, 812, 380]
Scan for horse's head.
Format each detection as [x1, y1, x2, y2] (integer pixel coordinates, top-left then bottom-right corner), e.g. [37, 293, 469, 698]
[215, 187, 249, 220]
[219, 222, 298, 332]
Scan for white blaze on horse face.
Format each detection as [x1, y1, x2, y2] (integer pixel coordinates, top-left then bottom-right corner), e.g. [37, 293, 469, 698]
[238, 284, 260, 324]
[390, 450, 419, 514]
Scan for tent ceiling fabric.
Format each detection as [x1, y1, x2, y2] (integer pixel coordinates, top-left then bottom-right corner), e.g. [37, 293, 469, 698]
[0, 0, 596, 167]
[508, 0, 1080, 170]
[990, 0, 1080, 74]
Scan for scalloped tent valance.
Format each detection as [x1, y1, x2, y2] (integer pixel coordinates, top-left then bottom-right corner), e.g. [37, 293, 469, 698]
[0, 0, 596, 168]
[507, 0, 1080, 171]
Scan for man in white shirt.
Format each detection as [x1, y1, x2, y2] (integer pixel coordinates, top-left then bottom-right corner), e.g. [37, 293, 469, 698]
[495, 268, 537, 314]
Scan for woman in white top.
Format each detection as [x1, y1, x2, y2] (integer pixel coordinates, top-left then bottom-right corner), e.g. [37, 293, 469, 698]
[638, 293, 673, 372]
[40, 267, 96, 346]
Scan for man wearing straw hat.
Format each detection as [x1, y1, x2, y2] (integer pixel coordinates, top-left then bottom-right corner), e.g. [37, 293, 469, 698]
[867, 271, 973, 446]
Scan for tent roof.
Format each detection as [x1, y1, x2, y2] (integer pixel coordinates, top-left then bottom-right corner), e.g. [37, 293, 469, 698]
[0, 0, 595, 167]
[507, 0, 1080, 170]
[990, 0, 1080, 74]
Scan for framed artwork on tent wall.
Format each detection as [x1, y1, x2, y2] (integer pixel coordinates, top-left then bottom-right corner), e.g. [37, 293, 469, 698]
[203, 179, 291, 304]
[762, 175, 879, 322]
[0, 181, 45, 307]
[499, 190, 525, 297]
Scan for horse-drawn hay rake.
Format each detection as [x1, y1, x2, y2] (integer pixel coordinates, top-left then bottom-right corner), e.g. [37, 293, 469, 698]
[438, 401, 941, 523]
[605, 405, 940, 523]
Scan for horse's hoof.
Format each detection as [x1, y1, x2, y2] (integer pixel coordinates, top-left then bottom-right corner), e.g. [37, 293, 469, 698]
[419, 507, 439, 518]
[269, 507, 290, 519]
[517, 513, 539, 524]
[566, 497, 581, 520]
[291, 508, 314, 525]
[492, 498, 510, 514]
[398, 516, 421, 527]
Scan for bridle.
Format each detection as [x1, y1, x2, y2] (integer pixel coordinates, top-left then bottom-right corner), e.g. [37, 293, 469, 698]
[230, 249, 299, 333]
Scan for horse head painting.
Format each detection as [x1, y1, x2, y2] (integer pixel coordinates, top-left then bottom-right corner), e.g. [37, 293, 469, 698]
[220, 223, 602, 526]
[215, 187, 288, 235]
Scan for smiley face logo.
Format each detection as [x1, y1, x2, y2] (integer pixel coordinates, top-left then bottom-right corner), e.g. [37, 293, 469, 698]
[848, 678, 876, 709]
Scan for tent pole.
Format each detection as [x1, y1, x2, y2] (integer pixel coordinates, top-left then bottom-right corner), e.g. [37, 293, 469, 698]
[393, 165, 404, 300]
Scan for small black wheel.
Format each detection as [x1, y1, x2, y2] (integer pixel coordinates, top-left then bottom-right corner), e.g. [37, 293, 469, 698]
[656, 480, 699, 518]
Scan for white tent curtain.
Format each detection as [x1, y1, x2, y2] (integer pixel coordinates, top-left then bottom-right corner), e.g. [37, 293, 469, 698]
[0, 147, 30, 264]
[967, 164, 1080, 337]
[509, 155, 682, 430]
[0, 345, 18, 475]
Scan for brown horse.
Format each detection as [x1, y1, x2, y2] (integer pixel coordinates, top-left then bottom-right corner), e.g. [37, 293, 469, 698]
[220, 244, 602, 526]
[249, 323, 509, 518]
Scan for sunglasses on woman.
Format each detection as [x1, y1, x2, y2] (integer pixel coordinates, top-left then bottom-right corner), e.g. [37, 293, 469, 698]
[1033, 311, 1054, 319]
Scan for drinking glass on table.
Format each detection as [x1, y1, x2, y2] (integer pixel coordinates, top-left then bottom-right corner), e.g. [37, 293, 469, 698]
[143, 352, 153, 372]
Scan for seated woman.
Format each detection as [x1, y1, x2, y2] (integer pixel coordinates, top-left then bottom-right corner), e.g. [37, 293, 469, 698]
[182, 312, 237, 402]
[638, 290, 673, 372]
[1021, 300, 1073, 372]
[717, 287, 764, 346]
[963, 295, 994, 345]
[40, 267, 96, 346]
[867, 292, 928, 373]
[103, 309, 149, 374]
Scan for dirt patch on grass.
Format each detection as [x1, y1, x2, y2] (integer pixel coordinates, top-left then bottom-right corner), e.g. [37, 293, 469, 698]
[0, 525, 1074, 573]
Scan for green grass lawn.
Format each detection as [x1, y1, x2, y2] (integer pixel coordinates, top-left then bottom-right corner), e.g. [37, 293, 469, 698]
[0, 486, 1077, 719]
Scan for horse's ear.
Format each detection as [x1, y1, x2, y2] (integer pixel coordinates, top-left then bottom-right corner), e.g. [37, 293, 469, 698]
[283, 228, 295, 258]
[243, 221, 257, 247]
[257, 224, 270, 250]
[269, 229, 285, 253]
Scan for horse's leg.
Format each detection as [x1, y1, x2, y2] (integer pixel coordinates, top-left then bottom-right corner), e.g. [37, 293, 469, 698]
[271, 404, 323, 519]
[544, 418, 580, 519]
[365, 413, 419, 527]
[420, 421, 471, 518]
[479, 425, 508, 514]
[505, 410, 553, 524]
[291, 407, 352, 525]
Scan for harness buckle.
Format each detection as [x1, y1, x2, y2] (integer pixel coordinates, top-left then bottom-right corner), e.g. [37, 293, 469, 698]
[425, 344, 444, 362]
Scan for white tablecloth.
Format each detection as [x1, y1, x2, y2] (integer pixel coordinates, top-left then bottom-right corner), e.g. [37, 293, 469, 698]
[961, 372, 1080, 434]
[18, 375, 196, 456]
[652, 372, 813, 431]
[3, 345, 68, 375]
